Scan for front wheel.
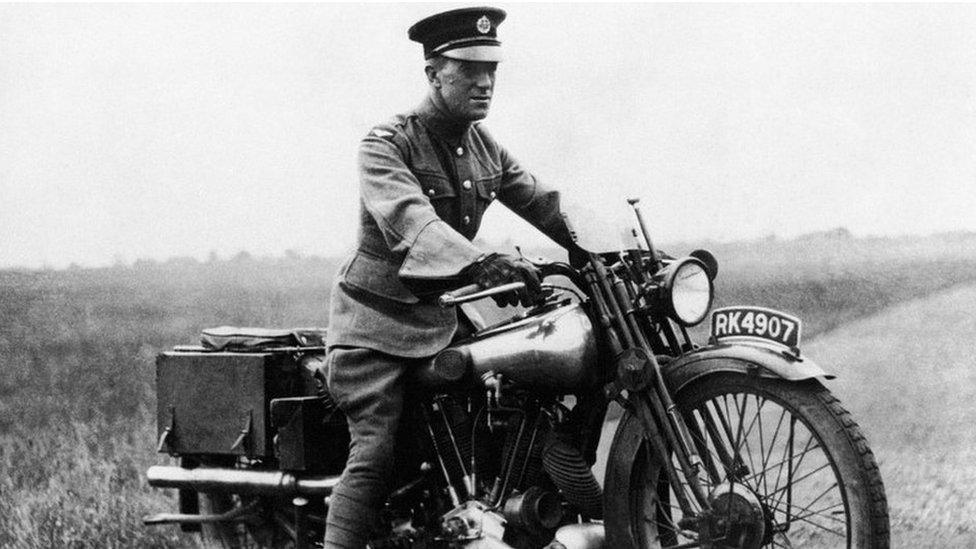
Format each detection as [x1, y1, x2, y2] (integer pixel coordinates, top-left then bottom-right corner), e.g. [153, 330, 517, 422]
[613, 374, 889, 549]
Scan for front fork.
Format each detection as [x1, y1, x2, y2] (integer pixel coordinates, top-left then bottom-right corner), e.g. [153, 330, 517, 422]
[584, 264, 712, 519]
[581, 250, 733, 543]
[623, 389, 708, 516]
[605, 344, 713, 521]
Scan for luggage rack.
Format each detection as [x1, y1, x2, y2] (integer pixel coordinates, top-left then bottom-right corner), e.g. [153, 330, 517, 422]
[180, 325, 329, 354]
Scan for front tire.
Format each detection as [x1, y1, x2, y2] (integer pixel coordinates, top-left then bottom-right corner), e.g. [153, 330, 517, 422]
[612, 374, 889, 548]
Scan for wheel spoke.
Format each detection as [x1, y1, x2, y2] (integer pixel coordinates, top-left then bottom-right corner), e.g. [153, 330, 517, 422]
[733, 394, 765, 458]
[756, 395, 769, 497]
[712, 394, 764, 490]
[739, 439, 823, 488]
[737, 396, 759, 482]
[770, 423, 819, 513]
[706, 400, 752, 487]
[732, 394, 748, 458]
[771, 532, 795, 548]
[767, 498, 846, 525]
[649, 497, 695, 541]
[769, 415, 797, 502]
[786, 480, 840, 519]
[767, 460, 833, 499]
[792, 501, 846, 524]
[648, 512, 687, 537]
[769, 434, 821, 513]
[718, 396, 738, 455]
[784, 511, 848, 537]
[692, 399, 770, 494]
[759, 407, 789, 496]
[773, 461, 833, 502]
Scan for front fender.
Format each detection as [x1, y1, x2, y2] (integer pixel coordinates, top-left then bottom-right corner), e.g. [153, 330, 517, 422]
[602, 343, 833, 548]
[663, 342, 834, 394]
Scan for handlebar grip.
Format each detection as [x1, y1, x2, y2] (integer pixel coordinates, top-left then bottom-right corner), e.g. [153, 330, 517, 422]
[438, 281, 526, 308]
[439, 283, 481, 307]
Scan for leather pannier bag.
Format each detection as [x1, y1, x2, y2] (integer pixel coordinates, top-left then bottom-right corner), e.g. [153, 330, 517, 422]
[155, 327, 328, 459]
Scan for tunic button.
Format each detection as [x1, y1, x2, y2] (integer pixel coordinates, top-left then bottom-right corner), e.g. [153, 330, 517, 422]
[489, 191, 496, 199]
[463, 215, 471, 225]
[456, 146, 464, 156]
[427, 188, 435, 196]
[462, 180, 472, 190]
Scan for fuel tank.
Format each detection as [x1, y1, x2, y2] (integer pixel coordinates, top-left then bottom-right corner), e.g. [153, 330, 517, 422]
[441, 303, 598, 392]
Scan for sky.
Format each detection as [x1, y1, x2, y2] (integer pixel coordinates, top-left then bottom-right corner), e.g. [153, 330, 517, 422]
[1, 3, 975, 268]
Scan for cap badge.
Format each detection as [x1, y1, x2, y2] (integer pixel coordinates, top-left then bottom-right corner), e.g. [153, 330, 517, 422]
[476, 15, 491, 34]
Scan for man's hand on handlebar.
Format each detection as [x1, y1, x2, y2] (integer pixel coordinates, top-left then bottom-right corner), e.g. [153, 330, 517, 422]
[463, 253, 543, 307]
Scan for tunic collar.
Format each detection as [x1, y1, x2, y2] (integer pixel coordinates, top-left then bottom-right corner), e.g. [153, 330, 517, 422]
[415, 96, 471, 146]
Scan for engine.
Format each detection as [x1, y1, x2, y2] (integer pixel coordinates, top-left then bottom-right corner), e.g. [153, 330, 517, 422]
[373, 382, 604, 549]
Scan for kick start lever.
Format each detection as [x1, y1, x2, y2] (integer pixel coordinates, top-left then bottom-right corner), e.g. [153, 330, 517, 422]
[438, 282, 526, 308]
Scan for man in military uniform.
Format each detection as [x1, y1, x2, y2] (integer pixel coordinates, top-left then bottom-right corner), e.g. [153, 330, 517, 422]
[322, 7, 578, 548]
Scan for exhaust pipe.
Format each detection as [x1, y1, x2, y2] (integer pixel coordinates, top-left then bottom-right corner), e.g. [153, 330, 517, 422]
[146, 465, 340, 497]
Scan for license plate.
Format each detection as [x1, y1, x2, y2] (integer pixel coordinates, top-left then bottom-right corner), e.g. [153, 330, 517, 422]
[710, 306, 802, 352]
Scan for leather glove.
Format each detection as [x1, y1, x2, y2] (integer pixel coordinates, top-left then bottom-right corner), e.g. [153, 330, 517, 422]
[463, 253, 543, 308]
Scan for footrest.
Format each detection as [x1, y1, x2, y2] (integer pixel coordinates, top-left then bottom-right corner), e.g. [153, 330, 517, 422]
[142, 503, 256, 525]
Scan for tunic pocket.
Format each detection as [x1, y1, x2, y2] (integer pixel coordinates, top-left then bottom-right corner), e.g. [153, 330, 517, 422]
[476, 173, 501, 206]
[417, 173, 457, 222]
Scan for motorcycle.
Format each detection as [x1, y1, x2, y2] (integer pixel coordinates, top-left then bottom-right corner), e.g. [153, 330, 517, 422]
[144, 198, 889, 548]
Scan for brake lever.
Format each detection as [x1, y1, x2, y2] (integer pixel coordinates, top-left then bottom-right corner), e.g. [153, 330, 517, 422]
[514, 246, 548, 269]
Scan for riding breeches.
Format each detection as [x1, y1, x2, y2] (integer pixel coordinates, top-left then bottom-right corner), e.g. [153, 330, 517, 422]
[321, 346, 419, 549]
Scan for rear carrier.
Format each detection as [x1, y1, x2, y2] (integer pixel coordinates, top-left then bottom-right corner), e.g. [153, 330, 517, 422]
[154, 326, 348, 472]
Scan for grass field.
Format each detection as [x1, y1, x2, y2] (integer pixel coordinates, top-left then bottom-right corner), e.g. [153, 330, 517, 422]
[1, 232, 975, 547]
[808, 285, 976, 547]
[0, 257, 337, 548]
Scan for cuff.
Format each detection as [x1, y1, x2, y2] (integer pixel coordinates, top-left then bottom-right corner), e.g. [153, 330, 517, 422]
[398, 219, 484, 279]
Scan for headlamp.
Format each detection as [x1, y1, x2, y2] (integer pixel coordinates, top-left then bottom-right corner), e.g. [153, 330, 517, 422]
[654, 257, 714, 326]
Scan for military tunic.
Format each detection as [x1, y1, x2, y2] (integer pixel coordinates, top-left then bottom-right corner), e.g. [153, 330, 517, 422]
[327, 97, 574, 358]
[322, 97, 575, 548]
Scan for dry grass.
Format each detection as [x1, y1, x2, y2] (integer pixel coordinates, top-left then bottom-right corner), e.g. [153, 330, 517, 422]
[0, 414, 189, 548]
[0, 257, 335, 548]
[1, 233, 975, 546]
[807, 284, 976, 547]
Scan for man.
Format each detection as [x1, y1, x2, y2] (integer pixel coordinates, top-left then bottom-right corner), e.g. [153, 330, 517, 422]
[322, 7, 578, 548]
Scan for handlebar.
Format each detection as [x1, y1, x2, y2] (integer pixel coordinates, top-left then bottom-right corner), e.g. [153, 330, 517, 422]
[437, 258, 583, 308]
[438, 281, 526, 308]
